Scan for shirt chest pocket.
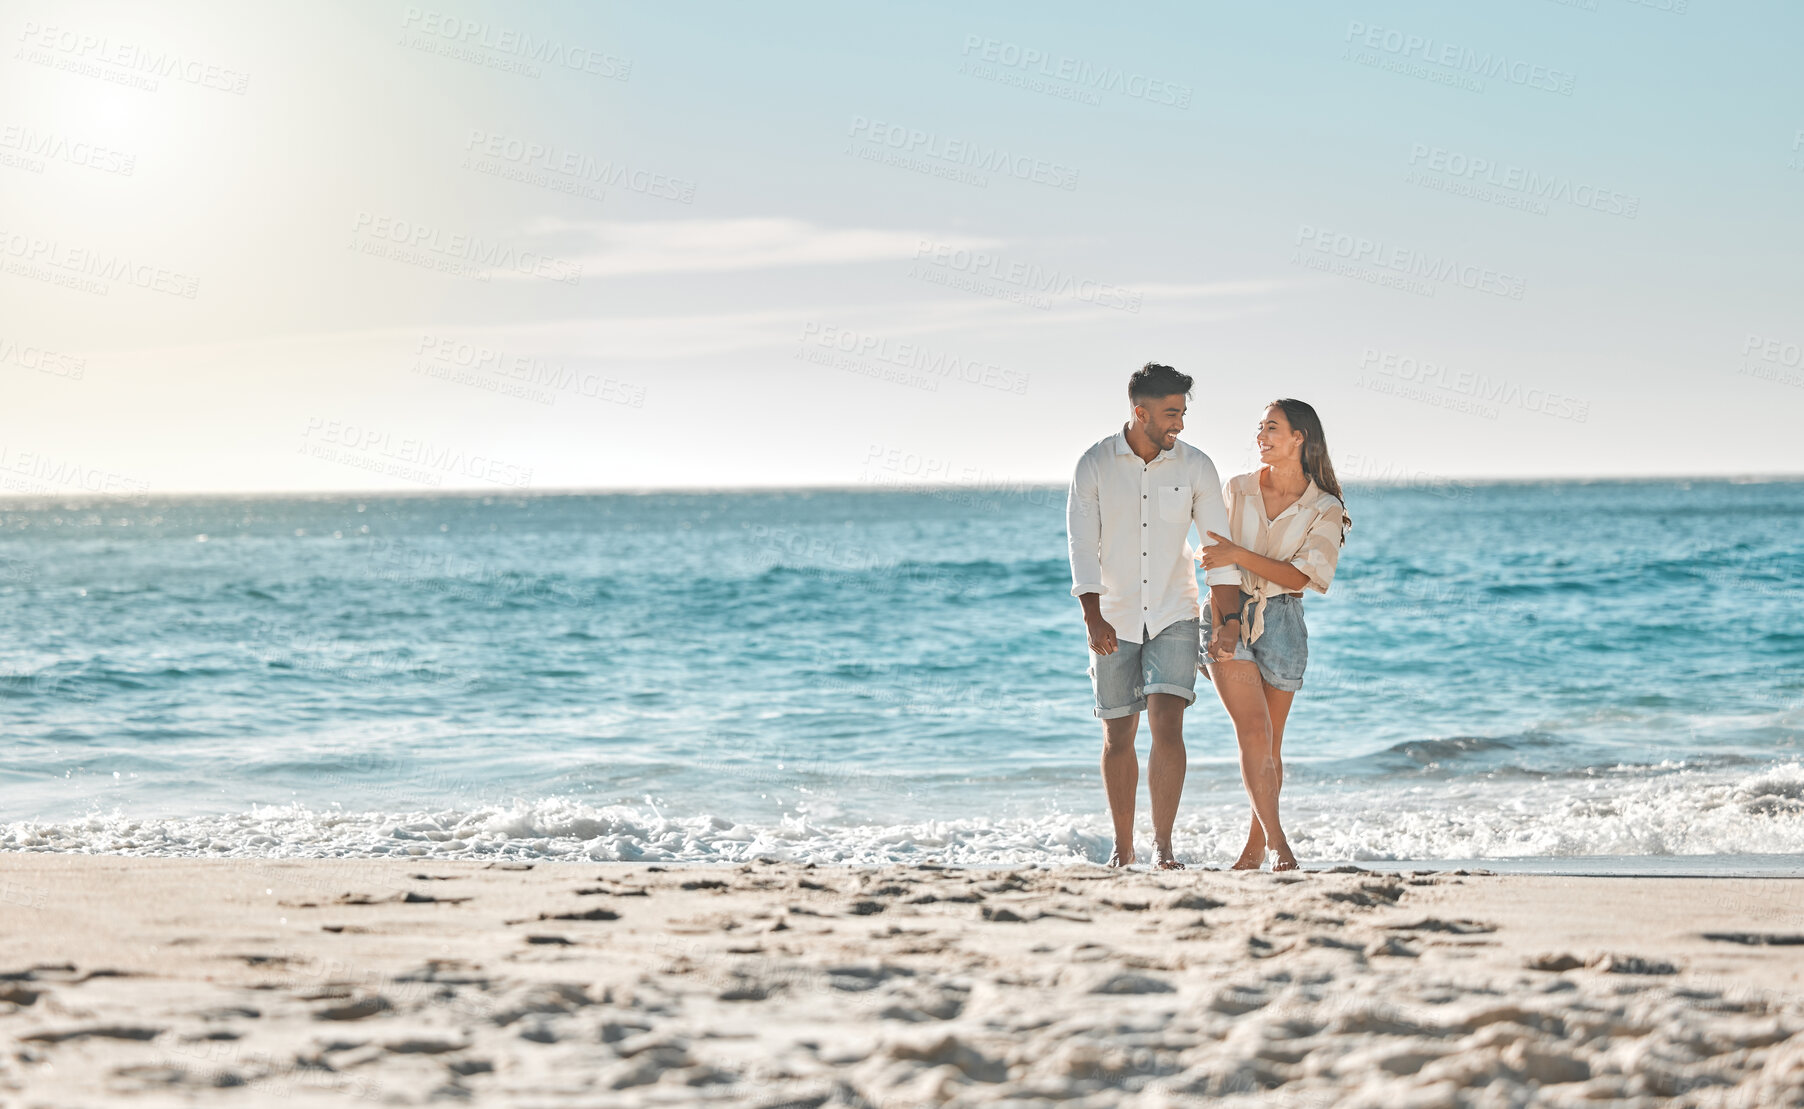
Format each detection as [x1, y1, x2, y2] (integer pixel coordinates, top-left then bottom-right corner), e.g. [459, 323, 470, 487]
[1156, 483, 1192, 524]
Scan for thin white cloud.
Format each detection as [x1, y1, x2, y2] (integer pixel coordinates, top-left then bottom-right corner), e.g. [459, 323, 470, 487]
[83, 298, 1028, 363]
[1133, 279, 1314, 298]
[85, 282, 1287, 366]
[523, 217, 1001, 278]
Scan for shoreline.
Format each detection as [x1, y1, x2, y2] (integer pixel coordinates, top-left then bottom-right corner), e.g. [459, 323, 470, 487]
[7, 844, 1803, 878]
[2, 855, 1801, 1104]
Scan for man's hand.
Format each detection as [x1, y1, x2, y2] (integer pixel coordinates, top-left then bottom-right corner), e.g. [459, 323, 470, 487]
[1197, 530, 1243, 570]
[1085, 614, 1119, 656]
[1207, 618, 1240, 662]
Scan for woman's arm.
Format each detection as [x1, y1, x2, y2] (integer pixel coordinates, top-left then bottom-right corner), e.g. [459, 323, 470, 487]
[1197, 531, 1311, 591]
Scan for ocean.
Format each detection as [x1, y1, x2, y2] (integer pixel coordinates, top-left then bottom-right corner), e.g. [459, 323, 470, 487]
[1, 479, 1800, 868]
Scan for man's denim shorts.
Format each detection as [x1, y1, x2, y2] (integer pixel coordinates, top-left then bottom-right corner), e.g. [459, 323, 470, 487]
[1089, 617, 1200, 719]
[1200, 593, 1308, 693]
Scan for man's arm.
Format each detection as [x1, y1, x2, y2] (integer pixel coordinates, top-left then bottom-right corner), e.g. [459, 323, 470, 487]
[1194, 455, 1243, 661]
[1192, 454, 1239, 592]
[1066, 453, 1117, 655]
[1202, 534, 1311, 591]
[1206, 582, 1243, 661]
[1078, 592, 1117, 655]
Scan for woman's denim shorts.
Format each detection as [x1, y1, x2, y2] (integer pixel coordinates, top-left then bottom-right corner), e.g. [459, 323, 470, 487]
[1200, 592, 1308, 692]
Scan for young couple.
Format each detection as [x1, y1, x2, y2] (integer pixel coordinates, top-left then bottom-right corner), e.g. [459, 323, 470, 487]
[1065, 363, 1351, 871]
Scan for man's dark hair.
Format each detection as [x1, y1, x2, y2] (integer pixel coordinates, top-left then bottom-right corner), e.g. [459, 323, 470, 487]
[1128, 362, 1192, 404]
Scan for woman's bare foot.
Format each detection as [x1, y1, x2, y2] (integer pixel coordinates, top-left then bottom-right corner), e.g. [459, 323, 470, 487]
[1270, 838, 1299, 872]
[1106, 843, 1136, 867]
[1231, 834, 1265, 870]
[1153, 841, 1186, 870]
[1231, 813, 1265, 870]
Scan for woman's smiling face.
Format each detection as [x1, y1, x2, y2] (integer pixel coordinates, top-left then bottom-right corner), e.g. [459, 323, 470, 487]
[1256, 404, 1303, 465]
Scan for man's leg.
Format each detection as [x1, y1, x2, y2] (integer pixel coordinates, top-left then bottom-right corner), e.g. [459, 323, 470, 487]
[1146, 692, 1187, 869]
[1140, 618, 1200, 870]
[1091, 634, 1145, 867]
[1102, 711, 1140, 866]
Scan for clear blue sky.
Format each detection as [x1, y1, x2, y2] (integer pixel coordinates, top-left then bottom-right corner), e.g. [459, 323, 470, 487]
[2, 0, 1800, 494]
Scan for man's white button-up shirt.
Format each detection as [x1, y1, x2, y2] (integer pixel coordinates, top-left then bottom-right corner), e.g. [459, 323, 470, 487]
[1066, 426, 1240, 644]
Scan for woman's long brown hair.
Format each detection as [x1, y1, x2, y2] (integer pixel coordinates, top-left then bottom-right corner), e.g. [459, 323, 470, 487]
[1271, 397, 1351, 543]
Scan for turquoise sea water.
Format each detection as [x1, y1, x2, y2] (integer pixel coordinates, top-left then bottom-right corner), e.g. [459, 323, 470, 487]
[0, 479, 1800, 866]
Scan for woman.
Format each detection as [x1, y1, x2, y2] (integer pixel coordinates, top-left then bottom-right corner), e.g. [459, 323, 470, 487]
[1197, 399, 1351, 871]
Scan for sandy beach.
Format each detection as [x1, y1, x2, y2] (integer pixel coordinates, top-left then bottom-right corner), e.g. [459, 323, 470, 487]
[0, 856, 1800, 1106]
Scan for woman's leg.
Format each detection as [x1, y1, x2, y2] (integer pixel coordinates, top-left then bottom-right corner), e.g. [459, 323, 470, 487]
[1236, 683, 1296, 866]
[1210, 660, 1287, 867]
[1262, 684, 1298, 869]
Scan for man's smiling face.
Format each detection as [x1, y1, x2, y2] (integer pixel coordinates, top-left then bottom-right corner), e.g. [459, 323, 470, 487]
[1135, 393, 1186, 451]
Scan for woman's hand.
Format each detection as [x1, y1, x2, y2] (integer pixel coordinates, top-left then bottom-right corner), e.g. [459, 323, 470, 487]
[1197, 531, 1244, 570]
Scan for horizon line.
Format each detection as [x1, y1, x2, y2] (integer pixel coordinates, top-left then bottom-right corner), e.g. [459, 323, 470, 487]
[1, 472, 1801, 503]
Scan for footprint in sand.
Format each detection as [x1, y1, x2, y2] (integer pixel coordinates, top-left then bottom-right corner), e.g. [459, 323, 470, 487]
[310, 994, 392, 1021]
[1590, 953, 1678, 975]
[1702, 932, 1804, 946]
[1165, 892, 1225, 912]
[20, 1024, 164, 1043]
[1089, 970, 1176, 995]
[1386, 917, 1498, 935]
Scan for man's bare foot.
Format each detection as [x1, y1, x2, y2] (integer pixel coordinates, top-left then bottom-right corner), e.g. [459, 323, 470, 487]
[1106, 844, 1136, 867]
[1270, 838, 1300, 872]
[1153, 841, 1185, 870]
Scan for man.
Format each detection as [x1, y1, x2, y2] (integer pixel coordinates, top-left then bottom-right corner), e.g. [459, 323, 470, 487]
[1066, 363, 1242, 869]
